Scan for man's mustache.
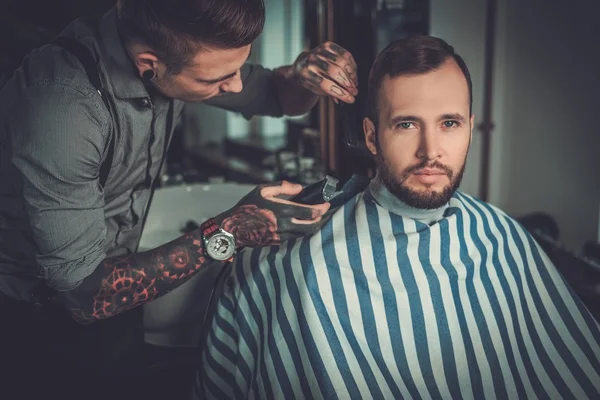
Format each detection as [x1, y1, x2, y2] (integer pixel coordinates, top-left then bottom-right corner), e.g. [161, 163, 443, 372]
[401, 160, 454, 179]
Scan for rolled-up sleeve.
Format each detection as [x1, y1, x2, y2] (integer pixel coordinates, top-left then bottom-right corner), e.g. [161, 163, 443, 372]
[203, 63, 284, 119]
[10, 83, 109, 291]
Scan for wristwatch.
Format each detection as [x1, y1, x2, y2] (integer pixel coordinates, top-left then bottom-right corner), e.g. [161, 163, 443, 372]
[201, 218, 236, 262]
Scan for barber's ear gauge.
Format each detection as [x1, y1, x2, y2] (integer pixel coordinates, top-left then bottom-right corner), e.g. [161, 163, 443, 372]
[142, 70, 156, 81]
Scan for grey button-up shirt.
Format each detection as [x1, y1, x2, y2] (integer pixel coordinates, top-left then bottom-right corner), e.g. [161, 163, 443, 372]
[0, 8, 283, 301]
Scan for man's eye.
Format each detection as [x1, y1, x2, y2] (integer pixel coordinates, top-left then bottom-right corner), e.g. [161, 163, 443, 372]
[397, 122, 414, 129]
[443, 120, 459, 128]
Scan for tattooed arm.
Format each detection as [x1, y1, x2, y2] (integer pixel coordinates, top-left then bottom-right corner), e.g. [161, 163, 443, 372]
[63, 229, 214, 323]
[63, 181, 330, 323]
[273, 41, 359, 115]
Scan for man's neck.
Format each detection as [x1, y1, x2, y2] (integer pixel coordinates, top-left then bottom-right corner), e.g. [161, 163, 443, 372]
[367, 175, 449, 224]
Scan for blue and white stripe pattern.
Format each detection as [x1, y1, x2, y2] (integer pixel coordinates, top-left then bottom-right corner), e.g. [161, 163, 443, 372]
[198, 191, 600, 399]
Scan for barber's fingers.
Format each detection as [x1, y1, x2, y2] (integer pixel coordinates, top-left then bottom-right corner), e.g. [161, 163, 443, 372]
[322, 42, 358, 84]
[280, 212, 333, 239]
[321, 78, 356, 104]
[296, 67, 356, 104]
[290, 215, 323, 227]
[272, 202, 327, 220]
[278, 220, 325, 241]
[260, 181, 330, 220]
[290, 202, 330, 221]
[276, 198, 330, 219]
[260, 180, 303, 198]
[315, 42, 358, 88]
[299, 68, 355, 104]
[307, 55, 357, 94]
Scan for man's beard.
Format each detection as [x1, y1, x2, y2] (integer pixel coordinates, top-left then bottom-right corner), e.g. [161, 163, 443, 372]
[375, 147, 467, 210]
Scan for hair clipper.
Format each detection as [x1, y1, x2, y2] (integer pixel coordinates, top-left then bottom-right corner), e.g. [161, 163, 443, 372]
[290, 175, 339, 205]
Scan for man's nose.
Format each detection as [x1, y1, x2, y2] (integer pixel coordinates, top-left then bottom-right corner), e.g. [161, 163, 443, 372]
[416, 129, 441, 161]
[220, 73, 243, 94]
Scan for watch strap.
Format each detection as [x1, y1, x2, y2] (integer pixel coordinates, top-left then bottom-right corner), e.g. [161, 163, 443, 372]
[201, 218, 220, 238]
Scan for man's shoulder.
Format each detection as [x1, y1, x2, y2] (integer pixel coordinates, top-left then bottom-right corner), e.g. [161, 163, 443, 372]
[16, 43, 98, 97]
[6, 13, 102, 96]
[452, 192, 544, 254]
[453, 191, 516, 223]
[0, 24, 109, 133]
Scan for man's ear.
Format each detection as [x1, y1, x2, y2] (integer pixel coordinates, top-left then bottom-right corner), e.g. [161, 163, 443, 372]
[128, 42, 160, 79]
[470, 114, 475, 144]
[135, 51, 159, 78]
[363, 118, 378, 156]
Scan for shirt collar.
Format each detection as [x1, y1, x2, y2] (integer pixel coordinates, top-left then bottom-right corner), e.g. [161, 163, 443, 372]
[97, 7, 150, 99]
[366, 174, 450, 224]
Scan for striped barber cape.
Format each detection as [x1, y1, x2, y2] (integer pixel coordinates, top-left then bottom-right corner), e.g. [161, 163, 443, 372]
[197, 187, 600, 399]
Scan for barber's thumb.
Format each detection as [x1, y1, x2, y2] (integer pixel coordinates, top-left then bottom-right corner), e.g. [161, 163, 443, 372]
[280, 180, 303, 194]
[307, 203, 330, 219]
[309, 202, 330, 219]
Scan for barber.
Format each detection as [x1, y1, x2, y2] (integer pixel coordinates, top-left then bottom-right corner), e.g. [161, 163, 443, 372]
[0, 0, 357, 382]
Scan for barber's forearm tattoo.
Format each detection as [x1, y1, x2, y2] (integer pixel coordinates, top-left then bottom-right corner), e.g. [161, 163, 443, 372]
[70, 184, 323, 322]
[71, 229, 212, 322]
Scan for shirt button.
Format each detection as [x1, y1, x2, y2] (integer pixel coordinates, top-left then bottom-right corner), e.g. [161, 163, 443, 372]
[140, 98, 152, 108]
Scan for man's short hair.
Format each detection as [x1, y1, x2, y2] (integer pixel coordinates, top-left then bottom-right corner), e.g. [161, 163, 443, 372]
[117, 0, 265, 75]
[366, 35, 473, 127]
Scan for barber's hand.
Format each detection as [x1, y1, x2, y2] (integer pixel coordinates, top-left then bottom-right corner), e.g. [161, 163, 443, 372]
[292, 41, 359, 104]
[214, 181, 331, 248]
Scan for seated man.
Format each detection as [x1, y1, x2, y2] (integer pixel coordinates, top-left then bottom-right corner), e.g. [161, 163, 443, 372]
[196, 36, 600, 399]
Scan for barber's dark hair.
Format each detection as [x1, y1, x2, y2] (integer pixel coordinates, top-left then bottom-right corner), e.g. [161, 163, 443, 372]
[366, 35, 473, 127]
[117, 0, 265, 75]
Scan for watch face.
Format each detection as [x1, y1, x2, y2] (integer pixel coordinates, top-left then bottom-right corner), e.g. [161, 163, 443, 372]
[206, 234, 236, 261]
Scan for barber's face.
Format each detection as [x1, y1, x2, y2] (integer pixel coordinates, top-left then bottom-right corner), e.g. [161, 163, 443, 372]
[153, 44, 251, 103]
[364, 59, 473, 209]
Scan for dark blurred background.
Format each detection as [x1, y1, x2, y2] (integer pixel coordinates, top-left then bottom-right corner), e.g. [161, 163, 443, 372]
[1, 0, 599, 397]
